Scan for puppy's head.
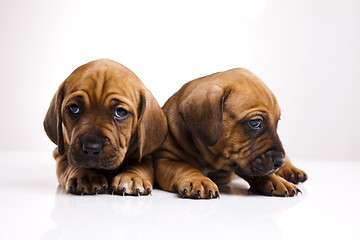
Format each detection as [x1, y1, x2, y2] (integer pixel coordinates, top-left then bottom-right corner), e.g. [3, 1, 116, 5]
[179, 68, 285, 176]
[44, 59, 167, 170]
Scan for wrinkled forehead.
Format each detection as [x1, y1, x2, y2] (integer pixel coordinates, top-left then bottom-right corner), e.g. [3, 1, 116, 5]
[223, 73, 281, 120]
[63, 65, 143, 107]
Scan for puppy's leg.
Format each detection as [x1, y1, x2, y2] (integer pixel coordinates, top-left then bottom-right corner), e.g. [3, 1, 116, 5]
[276, 156, 307, 184]
[54, 150, 108, 195]
[242, 174, 301, 197]
[111, 156, 154, 196]
[155, 158, 219, 199]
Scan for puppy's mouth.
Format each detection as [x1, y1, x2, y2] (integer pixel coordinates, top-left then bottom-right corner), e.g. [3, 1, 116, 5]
[67, 132, 128, 170]
[68, 139, 124, 170]
[78, 155, 120, 170]
[68, 152, 121, 170]
[230, 150, 285, 176]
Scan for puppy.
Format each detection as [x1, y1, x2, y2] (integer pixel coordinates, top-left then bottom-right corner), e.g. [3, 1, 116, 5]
[154, 68, 307, 198]
[44, 59, 167, 195]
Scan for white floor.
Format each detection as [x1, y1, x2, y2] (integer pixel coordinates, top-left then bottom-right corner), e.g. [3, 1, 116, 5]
[0, 151, 359, 240]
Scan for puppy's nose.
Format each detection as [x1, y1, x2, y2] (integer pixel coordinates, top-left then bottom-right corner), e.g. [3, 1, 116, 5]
[82, 141, 102, 156]
[273, 154, 285, 169]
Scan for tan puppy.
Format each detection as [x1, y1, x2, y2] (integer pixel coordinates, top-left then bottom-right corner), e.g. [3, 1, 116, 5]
[154, 68, 307, 198]
[44, 59, 167, 195]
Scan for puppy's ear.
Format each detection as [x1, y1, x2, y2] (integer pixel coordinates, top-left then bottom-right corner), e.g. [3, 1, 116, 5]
[137, 90, 167, 161]
[179, 85, 228, 146]
[43, 84, 65, 155]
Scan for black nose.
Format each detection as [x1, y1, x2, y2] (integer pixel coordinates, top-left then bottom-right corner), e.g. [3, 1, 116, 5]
[82, 141, 102, 156]
[273, 154, 285, 169]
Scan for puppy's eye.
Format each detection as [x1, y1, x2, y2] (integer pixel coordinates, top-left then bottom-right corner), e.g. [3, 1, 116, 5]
[248, 119, 262, 129]
[114, 107, 129, 120]
[68, 104, 80, 114]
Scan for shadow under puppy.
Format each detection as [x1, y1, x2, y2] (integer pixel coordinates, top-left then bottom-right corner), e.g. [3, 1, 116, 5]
[154, 68, 307, 199]
[44, 59, 167, 195]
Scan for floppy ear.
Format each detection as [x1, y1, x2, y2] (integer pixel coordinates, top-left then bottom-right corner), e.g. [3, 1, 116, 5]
[137, 90, 168, 161]
[179, 84, 228, 146]
[43, 84, 65, 155]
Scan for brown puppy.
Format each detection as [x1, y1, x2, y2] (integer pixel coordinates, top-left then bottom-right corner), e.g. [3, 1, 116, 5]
[154, 68, 307, 198]
[44, 59, 167, 195]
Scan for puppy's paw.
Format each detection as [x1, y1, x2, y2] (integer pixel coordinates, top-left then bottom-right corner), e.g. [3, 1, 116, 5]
[111, 173, 152, 196]
[276, 165, 308, 184]
[65, 170, 108, 195]
[247, 174, 301, 197]
[175, 176, 220, 199]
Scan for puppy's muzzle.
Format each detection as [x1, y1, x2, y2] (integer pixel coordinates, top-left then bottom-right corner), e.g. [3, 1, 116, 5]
[69, 133, 118, 170]
[251, 150, 285, 175]
[248, 131, 286, 175]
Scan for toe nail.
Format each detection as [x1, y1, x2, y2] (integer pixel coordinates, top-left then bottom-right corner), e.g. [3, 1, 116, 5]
[80, 187, 85, 196]
[209, 190, 213, 198]
[193, 190, 201, 198]
[136, 188, 140, 196]
[67, 186, 73, 193]
[181, 190, 187, 197]
[147, 188, 152, 196]
[215, 191, 220, 199]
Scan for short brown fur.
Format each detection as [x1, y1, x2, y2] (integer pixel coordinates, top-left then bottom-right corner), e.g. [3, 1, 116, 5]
[44, 59, 167, 195]
[154, 68, 307, 198]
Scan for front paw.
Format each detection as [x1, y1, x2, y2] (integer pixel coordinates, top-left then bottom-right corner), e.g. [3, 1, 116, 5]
[174, 176, 220, 199]
[247, 174, 301, 197]
[276, 165, 308, 184]
[65, 170, 108, 195]
[111, 173, 152, 196]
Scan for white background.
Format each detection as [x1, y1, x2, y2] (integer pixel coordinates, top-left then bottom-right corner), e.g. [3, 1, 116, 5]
[0, 0, 359, 160]
[1, 2, 360, 240]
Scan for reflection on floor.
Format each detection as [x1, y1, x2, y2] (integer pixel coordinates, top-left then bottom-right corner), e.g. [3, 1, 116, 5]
[0, 152, 359, 240]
